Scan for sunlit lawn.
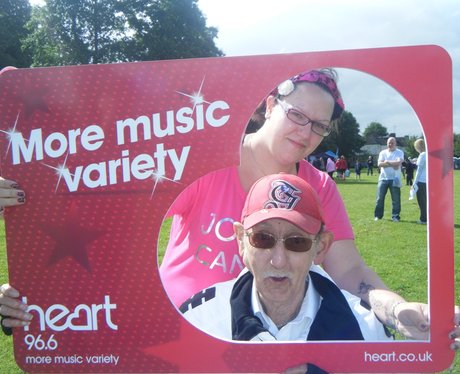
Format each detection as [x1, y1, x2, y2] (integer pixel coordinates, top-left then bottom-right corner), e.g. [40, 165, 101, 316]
[1, 171, 459, 373]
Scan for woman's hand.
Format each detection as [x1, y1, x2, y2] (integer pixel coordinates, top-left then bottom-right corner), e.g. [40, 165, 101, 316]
[0, 177, 25, 212]
[393, 302, 429, 340]
[394, 302, 460, 352]
[0, 284, 32, 334]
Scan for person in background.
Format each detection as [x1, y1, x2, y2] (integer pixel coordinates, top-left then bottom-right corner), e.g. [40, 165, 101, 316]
[354, 159, 361, 180]
[367, 155, 374, 176]
[404, 158, 415, 186]
[411, 139, 427, 224]
[335, 155, 347, 180]
[374, 137, 404, 222]
[320, 157, 326, 171]
[326, 157, 336, 180]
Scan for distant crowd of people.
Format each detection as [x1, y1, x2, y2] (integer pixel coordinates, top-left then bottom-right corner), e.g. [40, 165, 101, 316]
[309, 151, 420, 185]
[308, 137, 426, 225]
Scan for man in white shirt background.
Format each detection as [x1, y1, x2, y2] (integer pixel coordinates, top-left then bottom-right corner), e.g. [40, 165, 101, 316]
[374, 137, 404, 222]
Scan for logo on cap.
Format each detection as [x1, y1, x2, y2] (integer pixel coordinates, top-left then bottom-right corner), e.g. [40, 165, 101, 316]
[264, 180, 301, 209]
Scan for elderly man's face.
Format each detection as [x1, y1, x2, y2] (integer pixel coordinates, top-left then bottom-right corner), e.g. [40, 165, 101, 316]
[387, 138, 397, 151]
[237, 218, 327, 310]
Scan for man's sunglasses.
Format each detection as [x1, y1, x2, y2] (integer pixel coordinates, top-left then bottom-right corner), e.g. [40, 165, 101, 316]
[245, 231, 317, 253]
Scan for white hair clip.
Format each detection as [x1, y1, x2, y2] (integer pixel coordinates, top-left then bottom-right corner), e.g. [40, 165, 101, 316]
[277, 79, 295, 96]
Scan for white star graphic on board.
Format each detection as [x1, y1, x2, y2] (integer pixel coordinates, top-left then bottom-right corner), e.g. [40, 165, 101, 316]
[42, 152, 72, 192]
[0, 111, 23, 157]
[145, 76, 213, 199]
[150, 169, 179, 199]
[175, 77, 211, 113]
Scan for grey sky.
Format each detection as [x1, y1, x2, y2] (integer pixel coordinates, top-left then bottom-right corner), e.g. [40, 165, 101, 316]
[28, 0, 459, 136]
[198, 0, 460, 136]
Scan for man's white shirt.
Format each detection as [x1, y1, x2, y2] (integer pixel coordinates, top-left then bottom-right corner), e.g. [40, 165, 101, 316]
[378, 148, 404, 181]
[181, 265, 392, 342]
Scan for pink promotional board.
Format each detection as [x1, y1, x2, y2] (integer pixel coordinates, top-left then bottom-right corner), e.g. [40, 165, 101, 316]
[0, 45, 454, 372]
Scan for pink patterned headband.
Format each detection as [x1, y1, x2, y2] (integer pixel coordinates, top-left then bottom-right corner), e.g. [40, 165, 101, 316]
[273, 70, 345, 120]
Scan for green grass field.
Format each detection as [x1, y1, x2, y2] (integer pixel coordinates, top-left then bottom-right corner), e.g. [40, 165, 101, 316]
[1, 171, 459, 373]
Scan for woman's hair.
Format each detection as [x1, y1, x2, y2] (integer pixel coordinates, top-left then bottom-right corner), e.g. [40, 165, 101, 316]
[245, 68, 344, 134]
[414, 138, 426, 153]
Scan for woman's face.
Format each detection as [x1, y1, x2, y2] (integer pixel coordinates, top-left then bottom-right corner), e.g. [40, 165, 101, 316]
[261, 83, 335, 166]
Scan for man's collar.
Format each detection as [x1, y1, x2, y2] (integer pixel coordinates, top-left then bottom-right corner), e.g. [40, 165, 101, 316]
[251, 273, 321, 336]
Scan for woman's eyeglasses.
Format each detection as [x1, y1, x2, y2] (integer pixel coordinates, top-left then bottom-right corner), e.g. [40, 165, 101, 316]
[245, 231, 317, 253]
[277, 99, 332, 137]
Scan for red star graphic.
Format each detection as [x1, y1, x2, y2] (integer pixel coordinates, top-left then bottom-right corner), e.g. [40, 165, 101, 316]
[430, 135, 453, 178]
[143, 319, 231, 372]
[40, 202, 104, 272]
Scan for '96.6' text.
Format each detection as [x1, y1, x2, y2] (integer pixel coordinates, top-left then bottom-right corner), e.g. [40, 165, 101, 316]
[24, 334, 58, 351]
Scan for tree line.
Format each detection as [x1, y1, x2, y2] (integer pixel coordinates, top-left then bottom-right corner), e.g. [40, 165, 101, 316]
[2, 1, 457, 159]
[1, 0, 222, 67]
